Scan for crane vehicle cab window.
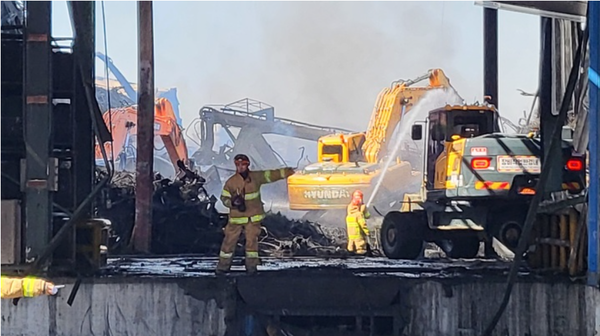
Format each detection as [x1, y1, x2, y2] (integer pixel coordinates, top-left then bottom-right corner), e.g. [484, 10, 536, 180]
[448, 110, 500, 140]
[427, 111, 446, 189]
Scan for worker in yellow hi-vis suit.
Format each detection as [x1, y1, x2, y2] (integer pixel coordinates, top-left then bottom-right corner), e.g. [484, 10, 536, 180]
[346, 190, 371, 255]
[216, 154, 295, 275]
[1, 275, 59, 299]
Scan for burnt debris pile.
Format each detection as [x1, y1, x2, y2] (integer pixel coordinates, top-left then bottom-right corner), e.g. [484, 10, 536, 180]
[257, 212, 347, 257]
[96, 164, 226, 255]
[96, 165, 344, 257]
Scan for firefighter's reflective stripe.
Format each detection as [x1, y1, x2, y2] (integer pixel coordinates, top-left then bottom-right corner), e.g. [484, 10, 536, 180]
[245, 191, 260, 200]
[264, 170, 272, 183]
[475, 181, 510, 190]
[229, 217, 249, 224]
[229, 213, 266, 224]
[23, 277, 36, 297]
[222, 189, 231, 197]
[220, 251, 233, 258]
[346, 216, 366, 225]
[246, 251, 259, 258]
[265, 168, 287, 183]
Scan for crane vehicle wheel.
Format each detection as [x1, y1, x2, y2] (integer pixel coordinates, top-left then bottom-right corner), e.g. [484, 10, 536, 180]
[380, 211, 424, 260]
[489, 209, 526, 252]
[440, 236, 480, 259]
[498, 221, 522, 252]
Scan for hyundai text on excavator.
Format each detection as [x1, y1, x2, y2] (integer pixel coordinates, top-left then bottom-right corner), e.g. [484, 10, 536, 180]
[94, 98, 190, 177]
[379, 102, 587, 259]
[287, 69, 460, 215]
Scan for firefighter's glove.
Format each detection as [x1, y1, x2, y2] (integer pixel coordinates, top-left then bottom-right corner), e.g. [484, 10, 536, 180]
[45, 283, 58, 296]
[232, 195, 243, 206]
[232, 195, 246, 212]
[284, 167, 296, 177]
[44, 282, 63, 296]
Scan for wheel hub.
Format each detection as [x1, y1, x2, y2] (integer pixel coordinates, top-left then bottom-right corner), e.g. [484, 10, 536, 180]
[499, 222, 522, 250]
[386, 226, 397, 244]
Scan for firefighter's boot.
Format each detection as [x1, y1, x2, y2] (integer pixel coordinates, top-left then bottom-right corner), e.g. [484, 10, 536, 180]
[216, 255, 233, 275]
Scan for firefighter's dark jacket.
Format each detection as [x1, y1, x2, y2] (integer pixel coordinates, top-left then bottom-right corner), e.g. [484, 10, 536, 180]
[221, 168, 294, 223]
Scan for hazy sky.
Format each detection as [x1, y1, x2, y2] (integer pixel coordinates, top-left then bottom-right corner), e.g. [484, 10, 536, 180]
[51, 1, 540, 132]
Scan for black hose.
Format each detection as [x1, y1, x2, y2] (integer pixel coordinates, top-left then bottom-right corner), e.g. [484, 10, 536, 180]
[481, 9, 589, 336]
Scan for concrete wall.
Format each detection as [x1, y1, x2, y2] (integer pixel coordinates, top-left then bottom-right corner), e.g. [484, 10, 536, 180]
[1, 277, 599, 336]
[1, 280, 228, 336]
[404, 281, 600, 336]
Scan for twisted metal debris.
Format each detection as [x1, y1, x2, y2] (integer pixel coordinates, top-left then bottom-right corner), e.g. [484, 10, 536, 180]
[95, 167, 345, 257]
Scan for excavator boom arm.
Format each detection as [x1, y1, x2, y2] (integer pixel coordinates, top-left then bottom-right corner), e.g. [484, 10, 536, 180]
[362, 68, 454, 163]
[95, 98, 189, 172]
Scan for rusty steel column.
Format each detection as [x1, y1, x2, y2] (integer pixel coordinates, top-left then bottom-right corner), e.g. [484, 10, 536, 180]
[132, 1, 155, 253]
[23, 1, 53, 263]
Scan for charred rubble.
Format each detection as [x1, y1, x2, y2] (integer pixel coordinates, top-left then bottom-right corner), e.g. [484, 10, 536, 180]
[95, 164, 345, 257]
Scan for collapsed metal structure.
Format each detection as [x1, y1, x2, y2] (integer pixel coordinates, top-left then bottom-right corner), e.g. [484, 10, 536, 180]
[190, 98, 354, 170]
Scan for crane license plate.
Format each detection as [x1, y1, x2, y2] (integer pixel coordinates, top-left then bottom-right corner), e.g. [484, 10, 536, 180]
[497, 155, 540, 173]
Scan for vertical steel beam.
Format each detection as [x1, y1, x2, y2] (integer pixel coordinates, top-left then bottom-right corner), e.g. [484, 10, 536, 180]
[132, 1, 155, 253]
[23, 1, 52, 263]
[588, 0, 600, 286]
[484, 8, 498, 107]
[539, 17, 563, 194]
[68, 1, 95, 215]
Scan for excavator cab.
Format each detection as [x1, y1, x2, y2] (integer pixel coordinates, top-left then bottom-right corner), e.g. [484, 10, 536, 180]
[317, 133, 365, 163]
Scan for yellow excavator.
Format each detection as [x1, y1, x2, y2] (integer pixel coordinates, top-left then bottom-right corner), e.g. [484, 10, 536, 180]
[287, 69, 461, 216]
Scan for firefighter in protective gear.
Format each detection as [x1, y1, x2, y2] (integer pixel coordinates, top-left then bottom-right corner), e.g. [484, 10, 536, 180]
[346, 190, 371, 255]
[216, 154, 295, 274]
[1, 275, 59, 299]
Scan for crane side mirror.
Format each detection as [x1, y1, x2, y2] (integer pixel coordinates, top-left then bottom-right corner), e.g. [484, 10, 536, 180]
[411, 124, 423, 140]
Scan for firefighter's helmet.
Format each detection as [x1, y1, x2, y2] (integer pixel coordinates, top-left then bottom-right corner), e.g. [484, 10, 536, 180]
[234, 154, 250, 164]
[352, 190, 363, 202]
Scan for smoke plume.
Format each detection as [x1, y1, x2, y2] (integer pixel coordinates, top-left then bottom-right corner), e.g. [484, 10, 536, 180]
[249, 1, 462, 131]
